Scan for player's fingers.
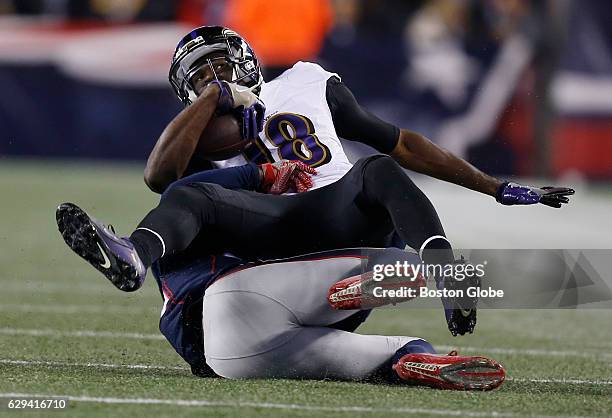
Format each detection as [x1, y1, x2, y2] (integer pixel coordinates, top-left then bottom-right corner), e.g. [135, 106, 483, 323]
[296, 175, 312, 192]
[255, 102, 266, 132]
[295, 170, 313, 187]
[299, 161, 317, 174]
[541, 187, 575, 195]
[241, 108, 251, 139]
[281, 163, 297, 179]
[294, 172, 312, 191]
[539, 199, 562, 208]
[545, 196, 568, 205]
[295, 175, 313, 192]
[281, 165, 296, 184]
[554, 189, 574, 197]
[290, 160, 314, 174]
[541, 193, 570, 205]
[248, 108, 258, 140]
[295, 179, 306, 193]
[292, 171, 308, 184]
[295, 169, 311, 182]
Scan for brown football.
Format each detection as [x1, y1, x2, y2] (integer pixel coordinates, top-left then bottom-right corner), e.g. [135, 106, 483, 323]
[196, 114, 248, 161]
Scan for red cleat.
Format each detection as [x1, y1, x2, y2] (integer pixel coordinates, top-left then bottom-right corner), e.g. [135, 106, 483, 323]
[328, 269, 426, 310]
[393, 351, 505, 391]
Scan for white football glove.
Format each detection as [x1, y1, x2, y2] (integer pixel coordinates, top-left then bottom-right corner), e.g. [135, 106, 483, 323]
[212, 80, 260, 112]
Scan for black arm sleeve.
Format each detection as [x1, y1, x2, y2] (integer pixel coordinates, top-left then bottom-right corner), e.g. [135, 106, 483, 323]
[326, 76, 400, 154]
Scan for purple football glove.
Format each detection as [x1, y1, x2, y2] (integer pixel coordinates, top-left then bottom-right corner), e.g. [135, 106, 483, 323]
[210, 80, 235, 114]
[209, 80, 266, 140]
[239, 101, 266, 140]
[496, 182, 574, 208]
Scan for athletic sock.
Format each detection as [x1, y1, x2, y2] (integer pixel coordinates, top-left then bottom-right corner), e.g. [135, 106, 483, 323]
[130, 228, 165, 268]
[392, 339, 436, 363]
[377, 339, 436, 384]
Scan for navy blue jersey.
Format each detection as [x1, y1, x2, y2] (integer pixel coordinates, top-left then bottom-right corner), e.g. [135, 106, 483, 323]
[150, 163, 259, 376]
[152, 253, 244, 376]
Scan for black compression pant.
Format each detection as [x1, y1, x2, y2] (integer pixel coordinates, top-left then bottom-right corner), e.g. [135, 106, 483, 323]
[131, 156, 453, 266]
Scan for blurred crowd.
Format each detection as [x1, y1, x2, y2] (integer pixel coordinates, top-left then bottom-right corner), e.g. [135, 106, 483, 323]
[1, 0, 611, 177]
[0, 0, 547, 120]
[1, 0, 536, 80]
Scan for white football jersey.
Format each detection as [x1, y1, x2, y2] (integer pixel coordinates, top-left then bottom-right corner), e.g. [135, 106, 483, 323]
[212, 62, 353, 189]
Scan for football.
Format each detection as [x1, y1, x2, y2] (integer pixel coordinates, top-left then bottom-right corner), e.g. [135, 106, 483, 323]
[196, 113, 248, 161]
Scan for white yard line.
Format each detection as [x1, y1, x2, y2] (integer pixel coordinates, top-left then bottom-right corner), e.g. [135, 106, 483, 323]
[511, 377, 612, 386]
[0, 359, 187, 371]
[0, 392, 589, 417]
[1, 282, 116, 294]
[0, 303, 157, 315]
[0, 281, 159, 297]
[0, 328, 164, 340]
[2, 359, 611, 387]
[2, 327, 611, 360]
[438, 345, 612, 360]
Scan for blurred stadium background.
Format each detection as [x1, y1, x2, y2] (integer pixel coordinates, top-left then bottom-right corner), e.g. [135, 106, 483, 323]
[1, 0, 611, 416]
[2, 0, 612, 178]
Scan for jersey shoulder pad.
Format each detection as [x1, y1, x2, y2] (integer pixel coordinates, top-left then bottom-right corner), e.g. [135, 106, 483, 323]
[278, 61, 341, 85]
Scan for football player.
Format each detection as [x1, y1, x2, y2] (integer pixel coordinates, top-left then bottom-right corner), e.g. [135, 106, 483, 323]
[56, 26, 573, 339]
[59, 165, 505, 389]
[160, 243, 506, 390]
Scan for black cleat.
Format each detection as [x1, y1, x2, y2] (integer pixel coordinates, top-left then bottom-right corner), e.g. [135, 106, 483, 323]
[443, 256, 479, 336]
[56, 203, 146, 292]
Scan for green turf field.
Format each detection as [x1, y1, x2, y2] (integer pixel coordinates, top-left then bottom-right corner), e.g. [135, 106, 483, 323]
[0, 160, 610, 417]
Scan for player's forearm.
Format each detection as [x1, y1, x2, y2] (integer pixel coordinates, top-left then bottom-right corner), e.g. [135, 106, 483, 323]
[168, 164, 261, 192]
[390, 129, 502, 196]
[144, 85, 220, 193]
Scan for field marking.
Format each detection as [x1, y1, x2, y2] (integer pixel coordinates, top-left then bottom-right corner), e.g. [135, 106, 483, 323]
[0, 392, 590, 417]
[2, 359, 611, 387]
[0, 359, 188, 371]
[0, 281, 159, 297]
[0, 303, 158, 315]
[438, 345, 612, 361]
[1, 282, 117, 294]
[511, 377, 612, 386]
[0, 328, 164, 340]
[1, 327, 611, 361]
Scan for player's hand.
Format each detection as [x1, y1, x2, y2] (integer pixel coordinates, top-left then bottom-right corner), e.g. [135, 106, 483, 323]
[238, 101, 266, 140]
[259, 160, 317, 194]
[208, 80, 266, 140]
[210, 80, 260, 112]
[496, 182, 575, 208]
